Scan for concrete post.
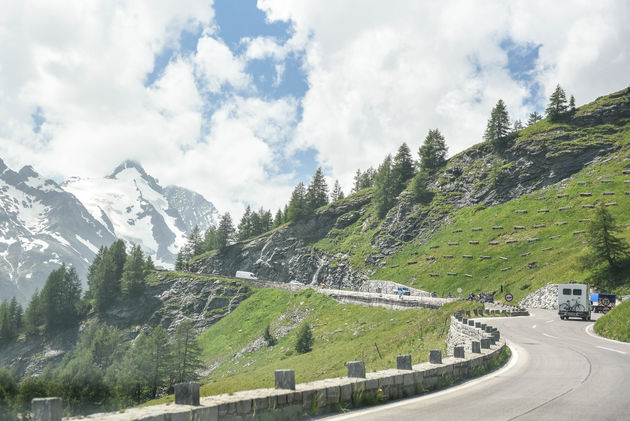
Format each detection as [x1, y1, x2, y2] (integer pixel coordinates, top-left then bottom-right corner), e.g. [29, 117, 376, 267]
[396, 355, 413, 370]
[454, 346, 465, 358]
[275, 369, 296, 390]
[480, 339, 490, 349]
[32, 398, 62, 421]
[174, 382, 200, 406]
[429, 350, 442, 364]
[472, 341, 481, 353]
[347, 361, 366, 378]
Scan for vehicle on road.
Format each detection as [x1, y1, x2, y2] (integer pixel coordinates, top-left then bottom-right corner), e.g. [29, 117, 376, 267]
[558, 283, 591, 320]
[397, 286, 411, 296]
[590, 292, 617, 313]
[235, 270, 257, 280]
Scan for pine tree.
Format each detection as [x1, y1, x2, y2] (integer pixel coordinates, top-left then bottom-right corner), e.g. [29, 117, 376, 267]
[352, 169, 363, 193]
[203, 226, 218, 251]
[373, 155, 395, 218]
[287, 183, 307, 221]
[330, 180, 345, 202]
[545, 84, 568, 121]
[88, 249, 120, 313]
[410, 169, 433, 204]
[122, 245, 146, 297]
[419, 129, 448, 172]
[175, 251, 184, 271]
[145, 255, 155, 271]
[306, 167, 329, 212]
[109, 239, 127, 282]
[172, 320, 203, 384]
[295, 323, 314, 354]
[216, 212, 236, 251]
[569, 95, 576, 113]
[24, 289, 44, 335]
[261, 209, 273, 233]
[273, 209, 284, 228]
[512, 120, 524, 132]
[187, 225, 203, 256]
[249, 210, 262, 236]
[41, 265, 81, 332]
[263, 324, 277, 346]
[484, 99, 511, 147]
[527, 111, 543, 126]
[585, 203, 629, 268]
[391, 142, 415, 195]
[237, 206, 253, 241]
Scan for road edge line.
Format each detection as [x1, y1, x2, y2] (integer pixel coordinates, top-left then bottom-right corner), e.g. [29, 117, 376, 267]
[584, 323, 630, 346]
[322, 341, 520, 420]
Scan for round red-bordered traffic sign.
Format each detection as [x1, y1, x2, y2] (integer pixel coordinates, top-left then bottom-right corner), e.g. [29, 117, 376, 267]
[505, 292, 513, 302]
[601, 297, 610, 306]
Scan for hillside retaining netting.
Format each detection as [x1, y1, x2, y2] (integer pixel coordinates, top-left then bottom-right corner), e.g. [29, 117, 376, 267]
[49, 316, 509, 421]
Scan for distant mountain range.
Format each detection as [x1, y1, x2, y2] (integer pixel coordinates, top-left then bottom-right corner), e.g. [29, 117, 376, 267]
[0, 159, 218, 303]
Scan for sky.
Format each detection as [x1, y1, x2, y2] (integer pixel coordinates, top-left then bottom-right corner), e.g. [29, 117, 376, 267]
[1, 0, 629, 221]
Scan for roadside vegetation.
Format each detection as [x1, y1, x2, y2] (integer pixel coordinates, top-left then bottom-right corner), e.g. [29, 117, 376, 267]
[594, 299, 630, 342]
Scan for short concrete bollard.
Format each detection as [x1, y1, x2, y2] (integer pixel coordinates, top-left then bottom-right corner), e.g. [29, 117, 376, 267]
[454, 346, 465, 358]
[472, 341, 481, 353]
[468, 320, 474, 326]
[32, 397, 62, 421]
[174, 382, 200, 406]
[397, 354, 413, 370]
[275, 369, 296, 390]
[429, 350, 442, 364]
[475, 322, 481, 328]
[480, 339, 490, 349]
[347, 361, 366, 378]
[462, 318, 468, 324]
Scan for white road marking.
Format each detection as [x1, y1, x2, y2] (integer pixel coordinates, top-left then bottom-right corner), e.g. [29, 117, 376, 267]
[545, 319, 554, 324]
[596, 346, 627, 355]
[324, 343, 521, 420]
[532, 325, 537, 329]
[543, 333, 558, 339]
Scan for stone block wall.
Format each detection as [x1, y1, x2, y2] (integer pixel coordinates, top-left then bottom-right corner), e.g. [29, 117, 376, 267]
[65, 326, 508, 421]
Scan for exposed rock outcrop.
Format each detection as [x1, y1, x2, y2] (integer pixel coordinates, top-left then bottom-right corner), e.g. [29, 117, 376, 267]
[519, 283, 558, 309]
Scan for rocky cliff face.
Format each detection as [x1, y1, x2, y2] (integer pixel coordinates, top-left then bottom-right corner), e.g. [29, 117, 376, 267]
[0, 273, 251, 378]
[189, 192, 373, 288]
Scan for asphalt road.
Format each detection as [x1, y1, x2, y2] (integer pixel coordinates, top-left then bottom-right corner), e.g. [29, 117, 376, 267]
[320, 309, 630, 421]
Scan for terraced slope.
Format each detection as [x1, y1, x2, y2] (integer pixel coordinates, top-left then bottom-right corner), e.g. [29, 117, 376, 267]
[374, 149, 630, 302]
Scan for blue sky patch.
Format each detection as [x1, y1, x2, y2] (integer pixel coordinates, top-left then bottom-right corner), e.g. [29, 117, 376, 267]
[32, 107, 45, 134]
[500, 38, 544, 109]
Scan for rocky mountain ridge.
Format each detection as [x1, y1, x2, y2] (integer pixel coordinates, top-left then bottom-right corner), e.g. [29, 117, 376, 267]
[0, 159, 218, 303]
[190, 86, 630, 290]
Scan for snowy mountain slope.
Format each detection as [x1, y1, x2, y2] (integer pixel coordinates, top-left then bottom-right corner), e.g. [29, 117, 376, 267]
[0, 159, 117, 303]
[63, 160, 218, 267]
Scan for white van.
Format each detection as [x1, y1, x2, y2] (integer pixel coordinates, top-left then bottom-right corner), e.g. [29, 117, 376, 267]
[558, 283, 591, 320]
[235, 270, 257, 280]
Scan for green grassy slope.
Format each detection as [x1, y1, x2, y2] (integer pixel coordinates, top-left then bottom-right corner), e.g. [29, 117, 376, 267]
[374, 145, 630, 302]
[167, 289, 478, 400]
[594, 299, 630, 342]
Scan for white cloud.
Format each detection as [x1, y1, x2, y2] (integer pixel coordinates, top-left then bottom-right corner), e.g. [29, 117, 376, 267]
[259, 0, 630, 191]
[1, 0, 629, 225]
[194, 35, 251, 93]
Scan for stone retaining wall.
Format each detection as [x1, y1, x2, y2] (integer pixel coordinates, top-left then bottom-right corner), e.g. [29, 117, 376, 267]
[64, 316, 507, 421]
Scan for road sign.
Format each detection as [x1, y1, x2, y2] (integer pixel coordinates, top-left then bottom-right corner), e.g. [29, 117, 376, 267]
[505, 292, 514, 302]
[601, 297, 610, 306]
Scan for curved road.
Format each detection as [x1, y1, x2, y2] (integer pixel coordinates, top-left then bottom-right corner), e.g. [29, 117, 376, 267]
[321, 309, 630, 421]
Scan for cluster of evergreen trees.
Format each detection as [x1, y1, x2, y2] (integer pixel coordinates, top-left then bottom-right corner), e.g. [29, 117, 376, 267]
[484, 84, 576, 147]
[0, 298, 22, 344]
[0, 319, 202, 417]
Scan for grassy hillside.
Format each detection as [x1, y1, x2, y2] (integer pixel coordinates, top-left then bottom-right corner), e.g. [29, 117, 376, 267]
[594, 299, 630, 342]
[145, 288, 479, 405]
[375, 146, 630, 302]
